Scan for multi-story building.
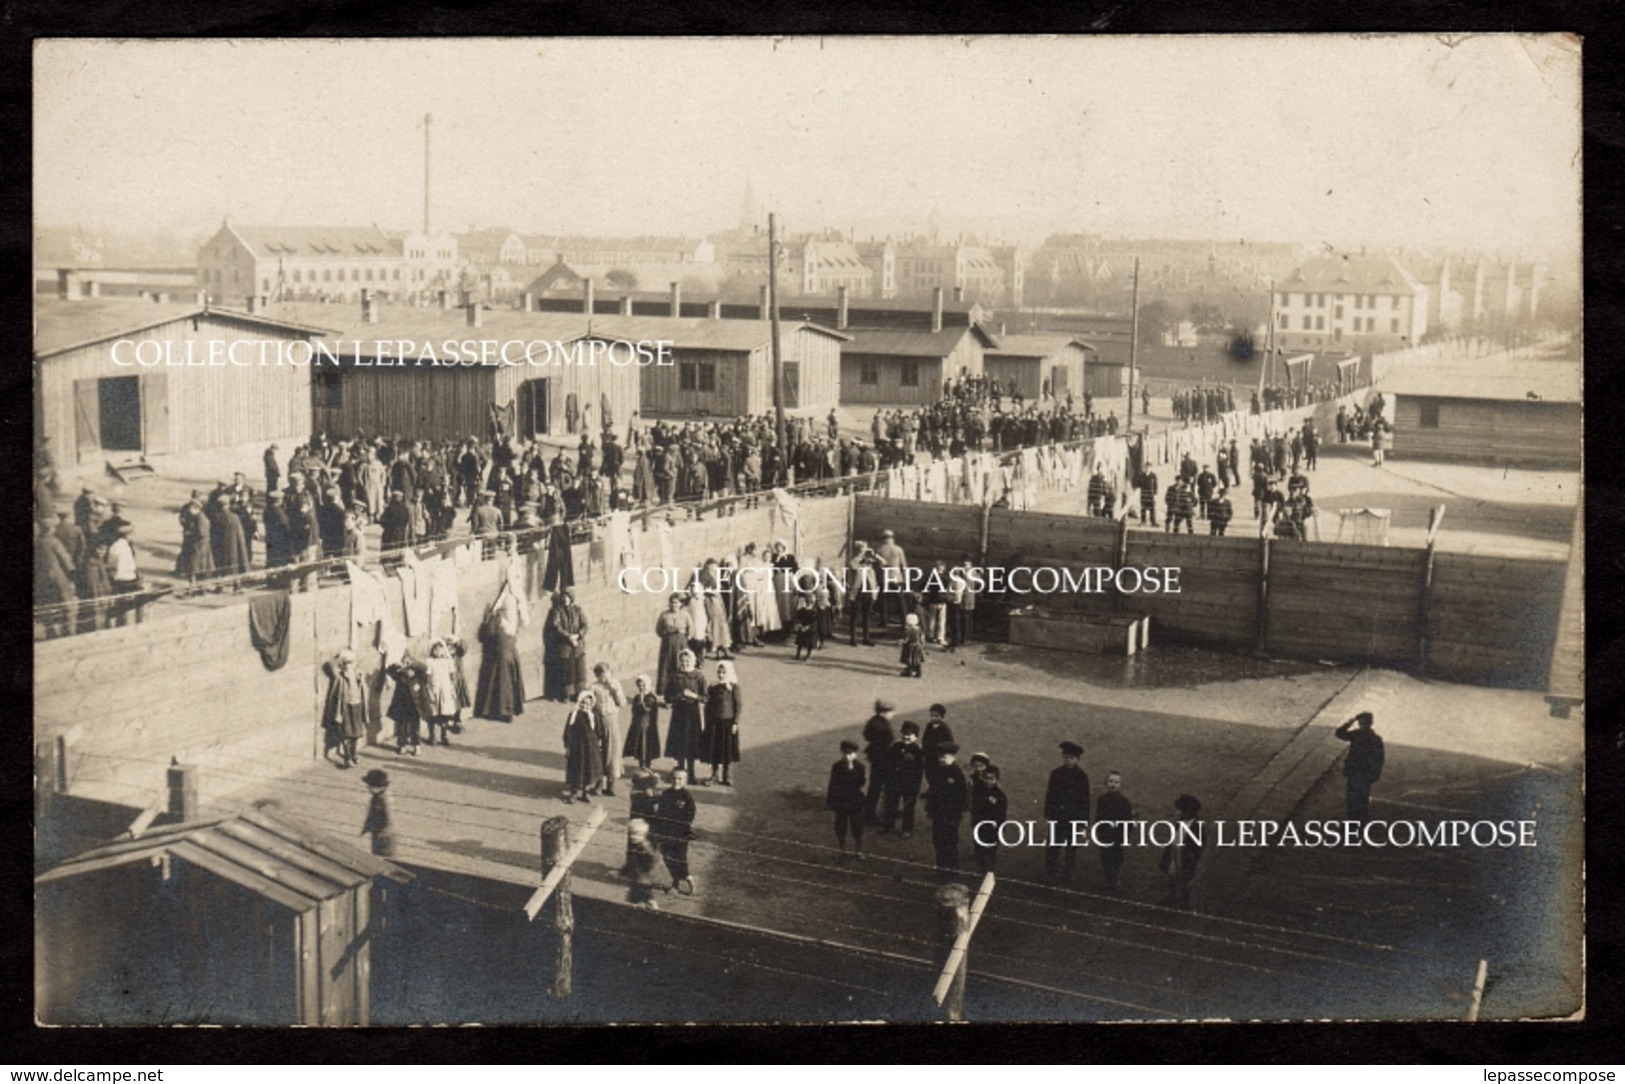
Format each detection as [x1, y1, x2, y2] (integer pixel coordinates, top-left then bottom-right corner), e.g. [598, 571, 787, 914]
[519, 235, 714, 267]
[891, 239, 1007, 306]
[196, 221, 459, 305]
[856, 239, 897, 299]
[1270, 253, 1428, 353]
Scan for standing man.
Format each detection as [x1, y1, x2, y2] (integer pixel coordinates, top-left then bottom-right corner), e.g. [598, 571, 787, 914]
[882, 722, 926, 838]
[1094, 770, 1135, 892]
[827, 740, 868, 860]
[861, 699, 896, 826]
[1137, 467, 1160, 527]
[1043, 741, 1091, 883]
[1208, 486, 1233, 537]
[1334, 712, 1385, 824]
[873, 529, 908, 631]
[1161, 794, 1205, 910]
[1195, 463, 1218, 521]
[847, 541, 879, 647]
[263, 443, 281, 497]
[924, 742, 968, 877]
[970, 764, 1009, 874]
[653, 769, 699, 895]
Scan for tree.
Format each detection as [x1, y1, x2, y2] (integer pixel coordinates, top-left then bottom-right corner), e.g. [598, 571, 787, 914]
[1187, 302, 1226, 334]
[606, 268, 638, 291]
[1137, 298, 1174, 345]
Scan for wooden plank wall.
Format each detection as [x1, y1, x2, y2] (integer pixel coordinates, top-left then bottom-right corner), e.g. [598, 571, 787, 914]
[35, 497, 856, 811]
[852, 495, 1565, 686]
[1392, 398, 1580, 468]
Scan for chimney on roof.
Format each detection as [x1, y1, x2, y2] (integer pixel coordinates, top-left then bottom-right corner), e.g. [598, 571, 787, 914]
[438, 289, 450, 310]
[669, 282, 681, 318]
[361, 288, 377, 324]
[953, 285, 964, 303]
[522, 291, 535, 313]
[837, 285, 849, 331]
[195, 290, 208, 307]
[245, 294, 257, 314]
[86, 280, 101, 299]
[758, 284, 770, 320]
[466, 301, 482, 328]
[707, 299, 721, 320]
[583, 278, 595, 315]
[931, 287, 944, 333]
[618, 295, 632, 316]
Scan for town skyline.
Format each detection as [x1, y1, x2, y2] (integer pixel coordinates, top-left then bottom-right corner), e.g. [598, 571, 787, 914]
[35, 36, 1580, 264]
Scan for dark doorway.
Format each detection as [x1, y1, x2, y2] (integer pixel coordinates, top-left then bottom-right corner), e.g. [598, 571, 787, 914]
[97, 376, 142, 451]
[519, 378, 549, 439]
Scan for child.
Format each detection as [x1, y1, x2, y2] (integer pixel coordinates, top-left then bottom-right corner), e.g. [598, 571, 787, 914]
[360, 769, 397, 857]
[793, 594, 819, 661]
[625, 818, 661, 909]
[899, 612, 926, 678]
[423, 639, 464, 747]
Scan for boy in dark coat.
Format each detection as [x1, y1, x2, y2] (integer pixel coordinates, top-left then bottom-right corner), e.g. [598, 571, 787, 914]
[971, 764, 1009, 873]
[826, 740, 868, 859]
[882, 722, 927, 838]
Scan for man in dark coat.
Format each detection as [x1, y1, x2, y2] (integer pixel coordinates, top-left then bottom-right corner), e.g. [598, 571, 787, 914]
[1043, 741, 1091, 882]
[970, 764, 1009, 874]
[379, 490, 413, 552]
[882, 722, 926, 837]
[1095, 769, 1135, 891]
[1334, 712, 1385, 823]
[1137, 468, 1159, 526]
[924, 742, 968, 875]
[861, 699, 896, 826]
[1208, 486, 1233, 537]
[826, 740, 868, 859]
[653, 769, 699, 895]
[921, 704, 956, 790]
[263, 491, 291, 568]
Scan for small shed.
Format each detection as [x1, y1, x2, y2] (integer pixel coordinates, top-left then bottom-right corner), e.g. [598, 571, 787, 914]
[1382, 358, 1581, 469]
[36, 807, 411, 1025]
[839, 324, 996, 406]
[983, 334, 1091, 401]
[632, 317, 849, 417]
[33, 299, 326, 464]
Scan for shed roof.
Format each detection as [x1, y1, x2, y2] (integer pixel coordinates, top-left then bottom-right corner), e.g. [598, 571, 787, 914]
[1380, 359, 1580, 404]
[1281, 253, 1422, 295]
[33, 298, 330, 359]
[260, 301, 849, 354]
[228, 224, 404, 260]
[984, 334, 1091, 360]
[841, 325, 996, 358]
[35, 807, 411, 913]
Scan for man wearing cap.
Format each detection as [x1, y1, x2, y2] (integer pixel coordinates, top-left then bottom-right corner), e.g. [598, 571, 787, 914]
[861, 700, 896, 825]
[1160, 794, 1205, 909]
[360, 769, 397, 858]
[874, 529, 908, 631]
[1044, 741, 1092, 882]
[1095, 770, 1135, 891]
[653, 769, 699, 895]
[924, 742, 968, 875]
[882, 722, 926, 838]
[827, 740, 868, 860]
[847, 541, 880, 647]
[1334, 712, 1385, 824]
[970, 763, 1009, 874]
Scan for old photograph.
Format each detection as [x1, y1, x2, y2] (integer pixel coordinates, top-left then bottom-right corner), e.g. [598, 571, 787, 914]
[30, 35, 1583, 1025]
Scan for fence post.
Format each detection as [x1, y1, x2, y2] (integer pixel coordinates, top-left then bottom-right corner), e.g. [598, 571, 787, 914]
[934, 883, 970, 1022]
[541, 815, 574, 999]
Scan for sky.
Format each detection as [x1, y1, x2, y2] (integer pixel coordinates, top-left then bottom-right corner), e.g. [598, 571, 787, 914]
[34, 36, 1580, 258]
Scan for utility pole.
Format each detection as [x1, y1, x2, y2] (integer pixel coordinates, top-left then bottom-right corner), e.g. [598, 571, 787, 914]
[1259, 278, 1276, 401]
[1126, 257, 1141, 430]
[526, 805, 608, 1000]
[768, 212, 787, 461]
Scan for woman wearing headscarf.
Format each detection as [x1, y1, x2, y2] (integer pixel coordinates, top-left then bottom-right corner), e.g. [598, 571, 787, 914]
[544, 588, 590, 702]
[663, 649, 707, 778]
[702, 661, 743, 787]
[562, 690, 605, 803]
[772, 540, 800, 627]
[623, 674, 663, 770]
[474, 578, 528, 722]
[654, 593, 694, 700]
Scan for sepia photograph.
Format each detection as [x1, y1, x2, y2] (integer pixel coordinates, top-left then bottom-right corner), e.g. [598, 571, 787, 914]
[30, 35, 1583, 1027]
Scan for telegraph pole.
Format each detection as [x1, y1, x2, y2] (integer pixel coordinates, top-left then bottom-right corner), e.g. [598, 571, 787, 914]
[1126, 256, 1141, 430]
[768, 213, 787, 459]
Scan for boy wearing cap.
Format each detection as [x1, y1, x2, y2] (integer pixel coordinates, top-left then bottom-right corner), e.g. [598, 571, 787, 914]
[882, 722, 926, 837]
[861, 700, 896, 826]
[827, 741, 868, 859]
[924, 743, 968, 874]
[971, 764, 1008, 874]
[1095, 770, 1135, 892]
[1334, 712, 1385, 824]
[360, 769, 397, 858]
[1160, 794, 1205, 910]
[1044, 741, 1091, 882]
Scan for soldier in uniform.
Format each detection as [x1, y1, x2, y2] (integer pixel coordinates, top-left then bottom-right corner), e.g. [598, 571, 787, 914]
[826, 740, 868, 860]
[1095, 770, 1135, 891]
[1043, 741, 1091, 882]
[924, 742, 968, 876]
[970, 763, 1009, 874]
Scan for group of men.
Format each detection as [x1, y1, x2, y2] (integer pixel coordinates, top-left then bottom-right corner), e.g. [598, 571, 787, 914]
[35, 484, 141, 637]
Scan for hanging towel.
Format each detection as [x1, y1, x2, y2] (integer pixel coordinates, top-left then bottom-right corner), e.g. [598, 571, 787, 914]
[347, 561, 394, 650]
[772, 488, 804, 557]
[395, 549, 435, 637]
[248, 589, 292, 671]
[429, 556, 460, 638]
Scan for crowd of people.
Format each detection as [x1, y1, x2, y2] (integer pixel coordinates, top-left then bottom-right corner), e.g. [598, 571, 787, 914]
[34, 466, 144, 638]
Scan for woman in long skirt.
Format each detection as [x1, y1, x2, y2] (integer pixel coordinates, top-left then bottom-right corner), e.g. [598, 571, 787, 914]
[562, 690, 603, 803]
[702, 661, 742, 787]
[654, 593, 693, 699]
[475, 582, 527, 721]
[663, 649, 707, 778]
[622, 674, 663, 769]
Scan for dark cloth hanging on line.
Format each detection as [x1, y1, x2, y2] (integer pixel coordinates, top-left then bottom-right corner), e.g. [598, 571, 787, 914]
[248, 589, 293, 671]
[542, 524, 575, 592]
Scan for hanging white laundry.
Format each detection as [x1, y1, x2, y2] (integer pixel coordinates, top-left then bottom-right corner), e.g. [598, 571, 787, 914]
[347, 561, 393, 650]
[609, 510, 637, 575]
[657, 519, 674, 574]
[453, 542, 480, 569]
[395, 549, 435, 637]
[772, 488, 805, 557]
[429, 556, 460, 638]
